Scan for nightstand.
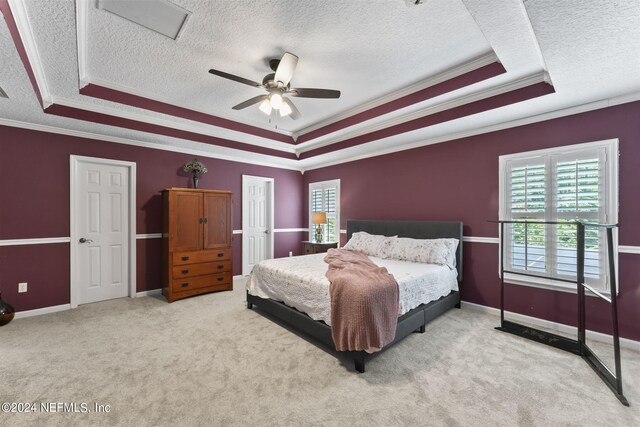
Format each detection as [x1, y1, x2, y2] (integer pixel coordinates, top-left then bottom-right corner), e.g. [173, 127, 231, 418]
[302, 241, 338, 254]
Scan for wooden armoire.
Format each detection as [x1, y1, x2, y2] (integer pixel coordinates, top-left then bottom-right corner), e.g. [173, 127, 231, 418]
[162, 188, 233, 303]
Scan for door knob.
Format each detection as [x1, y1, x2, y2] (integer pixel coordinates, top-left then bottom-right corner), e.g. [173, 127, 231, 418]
[264, 230, 270, 234]
[79, 238, 93, 244]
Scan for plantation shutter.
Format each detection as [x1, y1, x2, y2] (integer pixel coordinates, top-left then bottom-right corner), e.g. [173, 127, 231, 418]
[553, 149, 606, 285]
[507, 159, 547, 274]
[504, 146, 609, 291]
[309, 180, 340, 243]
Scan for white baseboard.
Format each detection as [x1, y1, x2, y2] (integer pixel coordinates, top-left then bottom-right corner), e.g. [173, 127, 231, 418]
[14, 304, 71, 319]
[233, 275, 244, 280]
[135, 289, 162, 297]
[462, 301, 640, 352]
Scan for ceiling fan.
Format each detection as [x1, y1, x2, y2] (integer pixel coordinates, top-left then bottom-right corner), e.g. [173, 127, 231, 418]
[208, 52, 340, 120]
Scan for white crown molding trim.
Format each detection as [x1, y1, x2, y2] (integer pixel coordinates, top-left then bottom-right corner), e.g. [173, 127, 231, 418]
[273, 228, 307, 233]
[82, 76, 295, 138]
[75, 0, 89, 84]
[0, 237, 71, 247]
[462, 236, 500, 244]
[136, 233, 162, 239]
[0, 117, 302, 171]
[295, 71, 548, 154]
[298, 90, 640, 172]
[462, 301, 640, 352]
[293, 51, 499, 139]
[14, 303, 71, 319]
[7, 0, 53, 107]
[50, 96, 296, 154]
[136, 289, 162, 297]
[619, 245, 640, 254]
[232, 230, 242, 235]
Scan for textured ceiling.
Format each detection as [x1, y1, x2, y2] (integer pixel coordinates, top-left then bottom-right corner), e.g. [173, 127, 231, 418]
[83, 0, 492, 132]
[0, 0, 639, 172]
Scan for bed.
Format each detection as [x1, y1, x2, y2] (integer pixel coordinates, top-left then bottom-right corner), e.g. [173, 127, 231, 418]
[246, 219, 463, 372]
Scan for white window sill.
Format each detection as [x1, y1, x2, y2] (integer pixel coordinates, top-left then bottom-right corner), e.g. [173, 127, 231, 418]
[503, 273, 612, 298]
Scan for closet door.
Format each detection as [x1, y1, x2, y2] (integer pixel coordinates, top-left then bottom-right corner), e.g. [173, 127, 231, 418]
[203, 192, 231, 249]
[171, 191, 203, 251]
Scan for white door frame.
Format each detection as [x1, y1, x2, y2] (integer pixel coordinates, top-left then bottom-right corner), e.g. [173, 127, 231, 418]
[70, 155, 137, 308]
[242, 175, 274, 276]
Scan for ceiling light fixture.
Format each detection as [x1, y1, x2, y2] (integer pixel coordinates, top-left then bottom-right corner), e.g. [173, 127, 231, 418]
[270, 93, 283, 110]
[258, 99, 272, 115]
[279, 100, 292, 117]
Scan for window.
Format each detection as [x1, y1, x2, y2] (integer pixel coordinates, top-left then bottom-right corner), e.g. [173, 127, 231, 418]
[309, 179, 340, 243]
[499, 140, 618, 293]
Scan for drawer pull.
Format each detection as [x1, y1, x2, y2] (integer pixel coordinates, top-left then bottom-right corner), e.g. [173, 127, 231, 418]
[181, 256, 189, 261]
[217, 277, 224, 282]
[217, 253, 224, 257]
[181, 269, 189, 274]
[217, 265, 224, 269]
[181, 282, 188, 288]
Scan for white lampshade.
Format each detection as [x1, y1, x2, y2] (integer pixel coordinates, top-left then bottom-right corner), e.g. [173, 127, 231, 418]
[280, 100, 292, 117]
[258, 99, 272, 115]
[270, 92, 283, 110]
[311, 211, 327, 224]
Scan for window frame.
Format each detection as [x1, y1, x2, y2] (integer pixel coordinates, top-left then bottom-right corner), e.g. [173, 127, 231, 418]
[309, 179, 341, 243]
[498, 139, 619, 295]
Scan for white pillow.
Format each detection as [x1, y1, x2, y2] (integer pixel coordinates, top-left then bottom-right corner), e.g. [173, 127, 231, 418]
[387, 237, 459, 269]
[343, 232, 396, 258]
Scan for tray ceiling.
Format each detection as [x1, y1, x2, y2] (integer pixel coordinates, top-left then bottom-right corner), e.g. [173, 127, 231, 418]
[0, 0, 639, 171]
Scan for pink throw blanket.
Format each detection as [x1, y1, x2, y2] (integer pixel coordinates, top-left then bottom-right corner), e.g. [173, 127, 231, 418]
[324, 248, 399, 352]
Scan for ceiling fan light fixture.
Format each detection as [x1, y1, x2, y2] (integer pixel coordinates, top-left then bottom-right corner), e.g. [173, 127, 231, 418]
[258, 99, 272, 115]
[270, 92, 283, 110]
[280, 100, 292, 117]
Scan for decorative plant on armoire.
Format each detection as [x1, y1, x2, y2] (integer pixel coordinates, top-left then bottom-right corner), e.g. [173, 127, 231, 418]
[183, 159, 208, 189]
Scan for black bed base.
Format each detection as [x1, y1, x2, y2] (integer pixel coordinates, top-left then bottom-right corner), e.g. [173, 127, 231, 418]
[246, 290, 461, 373]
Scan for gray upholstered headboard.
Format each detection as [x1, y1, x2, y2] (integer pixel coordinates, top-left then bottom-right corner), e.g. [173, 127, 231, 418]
[346, 219, 463, 281]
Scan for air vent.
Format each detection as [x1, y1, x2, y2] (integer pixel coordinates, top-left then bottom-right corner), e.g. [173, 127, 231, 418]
[0, 86, 8, 99]
[98, 0, 191, 40]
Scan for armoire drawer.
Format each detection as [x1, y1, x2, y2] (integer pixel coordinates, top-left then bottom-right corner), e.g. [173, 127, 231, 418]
[172, 272, 231, 292]
[172, 261, 232, 279]
[173, 248, 232, 265]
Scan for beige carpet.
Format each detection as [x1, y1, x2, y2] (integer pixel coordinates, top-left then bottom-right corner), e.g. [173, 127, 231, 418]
[1, 279, 638, 426]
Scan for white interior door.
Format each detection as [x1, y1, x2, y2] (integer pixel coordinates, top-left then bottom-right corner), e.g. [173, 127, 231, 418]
[242, 175, 274, 275]
[75, 160, 130, 304]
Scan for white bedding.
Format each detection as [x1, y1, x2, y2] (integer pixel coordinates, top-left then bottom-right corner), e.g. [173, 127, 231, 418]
[245, 252, 459, 326]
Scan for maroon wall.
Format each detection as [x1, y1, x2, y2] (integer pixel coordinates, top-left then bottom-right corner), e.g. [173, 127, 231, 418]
[303, 101, 640, 341]
[0, 125, 304, 311]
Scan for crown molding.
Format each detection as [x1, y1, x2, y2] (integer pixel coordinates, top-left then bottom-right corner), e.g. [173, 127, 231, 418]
[49, 96, 296, 154]
[79, 76, 295, 139]
[75, 0, 89, 84]
[293, 51, 500, 140]
[295, 71, 548, 155]
[0, 117, 302, 171]
[298, 90, 640, 172]
[7, 0, 52, 107]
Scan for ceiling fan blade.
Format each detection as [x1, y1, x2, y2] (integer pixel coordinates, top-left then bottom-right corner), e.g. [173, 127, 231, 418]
[274, 52, 299, 86]
[289, 88, 341, 99]
[209, 69, 263, 88]
[283, 98, 300, 120]
[232, 95, 269, 110]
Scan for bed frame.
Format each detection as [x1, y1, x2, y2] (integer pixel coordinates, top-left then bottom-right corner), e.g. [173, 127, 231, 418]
[246, 219, 463, 372]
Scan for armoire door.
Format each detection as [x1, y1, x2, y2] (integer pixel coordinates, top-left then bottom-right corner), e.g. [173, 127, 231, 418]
[203, 192, 231, 249]
[172, 191, 203, 251]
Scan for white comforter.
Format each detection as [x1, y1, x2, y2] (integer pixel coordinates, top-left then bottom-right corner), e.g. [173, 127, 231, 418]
[246, 252, 458, 326]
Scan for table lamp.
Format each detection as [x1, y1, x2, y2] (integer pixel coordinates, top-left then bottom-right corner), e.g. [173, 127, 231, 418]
[311, 212, 327, 243]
